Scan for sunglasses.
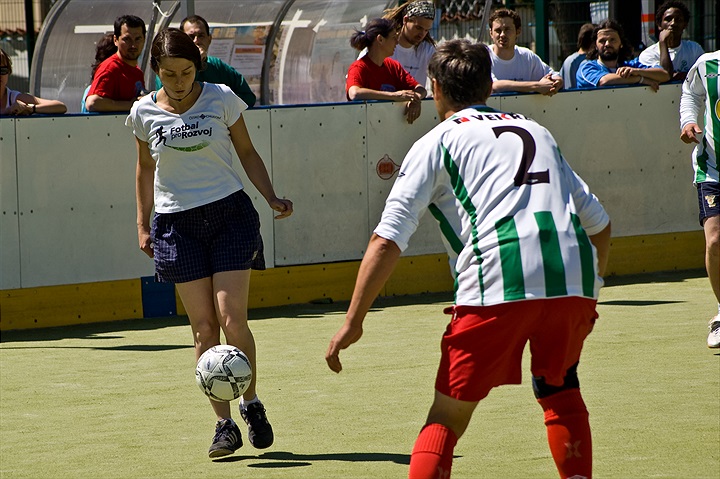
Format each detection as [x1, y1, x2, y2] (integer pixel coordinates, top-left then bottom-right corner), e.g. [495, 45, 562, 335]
[0, 66, 10, 75]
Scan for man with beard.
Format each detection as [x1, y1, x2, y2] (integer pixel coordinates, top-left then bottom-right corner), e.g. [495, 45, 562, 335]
[639, 1, 704, 82]
[576, 19, 669, 90]
[357, 1, 436, 91]
[85, 15, 147, 112]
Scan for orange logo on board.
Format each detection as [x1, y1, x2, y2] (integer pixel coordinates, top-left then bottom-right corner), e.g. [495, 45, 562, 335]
[376, 154, 401, 180]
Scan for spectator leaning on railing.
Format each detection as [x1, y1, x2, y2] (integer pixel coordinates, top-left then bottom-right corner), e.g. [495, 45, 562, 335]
[1, 48, 67, 116]
[576, 19, 670, 91]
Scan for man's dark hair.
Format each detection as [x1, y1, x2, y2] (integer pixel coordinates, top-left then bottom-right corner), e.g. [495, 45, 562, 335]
[428, 39, 492, 108]
[655, 0, 691, 27]
[585, 19, 634, 63]
[114, 15, 146, 38]
[180, 15, 211, 36]
[577, 23, 596, 51]
[150, 28, 203, 72]
[488, 8, 521, 30]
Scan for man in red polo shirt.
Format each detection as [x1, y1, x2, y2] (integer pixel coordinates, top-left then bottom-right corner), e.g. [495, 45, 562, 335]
[85, 15, 146, 112]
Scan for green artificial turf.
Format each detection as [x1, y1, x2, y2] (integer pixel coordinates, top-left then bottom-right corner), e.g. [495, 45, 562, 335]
[1, 270, 718, 478]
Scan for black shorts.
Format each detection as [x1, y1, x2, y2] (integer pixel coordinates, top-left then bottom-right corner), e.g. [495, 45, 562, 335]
[151, 190, 265, 283]
[697, 182, 720, 226]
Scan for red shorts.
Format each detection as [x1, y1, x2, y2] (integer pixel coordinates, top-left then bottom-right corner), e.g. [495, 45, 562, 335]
[435, 297, 598, 402]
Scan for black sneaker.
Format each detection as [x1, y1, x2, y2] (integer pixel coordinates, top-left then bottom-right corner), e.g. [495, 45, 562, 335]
[208, 419, 243, 458]
[240, 402, 274, 449]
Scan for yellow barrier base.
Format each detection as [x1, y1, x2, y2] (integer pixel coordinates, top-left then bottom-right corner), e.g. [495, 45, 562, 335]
[0, 231, 706, 331]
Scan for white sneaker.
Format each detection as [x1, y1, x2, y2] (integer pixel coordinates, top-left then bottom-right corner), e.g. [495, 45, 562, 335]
[708, 316, 720, 349]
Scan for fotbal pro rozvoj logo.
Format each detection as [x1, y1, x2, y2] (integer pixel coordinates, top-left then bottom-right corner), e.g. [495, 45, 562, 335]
[153, 120, 213, 152]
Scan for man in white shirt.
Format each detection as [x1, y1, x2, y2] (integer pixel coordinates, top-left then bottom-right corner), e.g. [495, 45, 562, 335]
[639, 0, 704, 81]
[487, 8, 563, 95]
[679, 50, 720, 348]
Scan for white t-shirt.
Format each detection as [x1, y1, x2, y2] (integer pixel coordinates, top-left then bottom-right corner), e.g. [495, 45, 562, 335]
[374, 106, 609, 306]
[126, 83, 249, 213]
[489, 45, 558, 82]
[680, 51, 720, 185]
[358, 41, 436, 89]
[639, 40, 704, 74]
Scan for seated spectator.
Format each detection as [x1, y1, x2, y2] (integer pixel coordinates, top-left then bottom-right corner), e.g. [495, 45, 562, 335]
[639, 0, 704, 81]
[154, 15, 256, 107]
[576, 19, 670, 91]
[487, 8, 563, 96]
[346, 18, 427, 124]
[81, 33, 117, 113]
[85, 15, 146, 112]
[559, 23, 595, 90]
[358, 1, 436, 91]
[1, 48, 66, 115]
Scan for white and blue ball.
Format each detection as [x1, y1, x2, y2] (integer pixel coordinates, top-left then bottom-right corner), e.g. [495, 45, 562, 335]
[195, 345, 252, 401]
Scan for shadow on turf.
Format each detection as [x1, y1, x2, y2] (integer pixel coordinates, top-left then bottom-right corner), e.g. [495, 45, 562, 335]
[0, 315, 189, 344]
[213, 450, 411, 466]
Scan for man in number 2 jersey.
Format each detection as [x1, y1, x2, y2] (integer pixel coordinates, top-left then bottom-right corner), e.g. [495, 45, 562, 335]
[326, 39, 612, 479]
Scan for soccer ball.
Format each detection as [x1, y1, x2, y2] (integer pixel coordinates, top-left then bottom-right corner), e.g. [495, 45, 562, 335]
[195, 345, 252, 401]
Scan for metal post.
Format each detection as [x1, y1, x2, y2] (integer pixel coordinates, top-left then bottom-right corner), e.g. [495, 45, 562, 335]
[184, 0, 194, 18]
[24, 0, 35, 69]
[609, 0, 643, 51]
[534, 0, 549, 62]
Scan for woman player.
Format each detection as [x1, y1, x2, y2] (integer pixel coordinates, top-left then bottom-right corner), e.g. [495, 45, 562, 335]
[126, 28, 293, 458]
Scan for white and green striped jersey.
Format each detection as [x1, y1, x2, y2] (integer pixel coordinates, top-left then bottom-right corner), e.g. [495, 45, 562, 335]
[680, 50, 720, 185]
[374, 106, 610, 306]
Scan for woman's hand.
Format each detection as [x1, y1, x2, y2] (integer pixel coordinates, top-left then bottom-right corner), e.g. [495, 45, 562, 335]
[269, 197, 293, 219]
[138, 227, 154, 258]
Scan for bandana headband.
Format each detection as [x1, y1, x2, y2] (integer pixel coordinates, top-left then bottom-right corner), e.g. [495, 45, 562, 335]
[404, 2, 435, 20]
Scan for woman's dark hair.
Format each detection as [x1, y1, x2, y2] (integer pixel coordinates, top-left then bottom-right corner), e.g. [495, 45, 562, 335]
[90, 33, 117, 81]
[585, 19, 634, 63]
[428, 40, 492, 107]
[0, 48, 12, 75]
[349, 18, 397, 51]
[150, 28, 203, 72]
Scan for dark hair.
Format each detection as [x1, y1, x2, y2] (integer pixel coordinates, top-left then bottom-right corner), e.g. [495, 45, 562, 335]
[150, 28, 203, 72]
[90, 33, 117, 81]
[586, 19, 634, 63]
[655, 0, 691, 27]
[350, 18, 397, 51]
[180, 15, 211, 36]
[0, 49, 11, 75]
[114, 15, 146, 38]
[488, 8, 521, 30]
[577, 23, 596, 51]
[428, 40, 492, 108]
[383, 1, 436, 47]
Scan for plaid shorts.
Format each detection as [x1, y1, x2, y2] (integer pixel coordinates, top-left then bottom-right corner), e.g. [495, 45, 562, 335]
[697, 182, 720, 226]
[151, 190, 265, 283]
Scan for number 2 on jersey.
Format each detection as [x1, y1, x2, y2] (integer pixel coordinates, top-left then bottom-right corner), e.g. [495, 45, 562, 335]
[492, 125, 550, 187]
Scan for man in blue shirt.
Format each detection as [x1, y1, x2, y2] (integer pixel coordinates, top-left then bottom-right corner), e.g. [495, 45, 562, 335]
[576, 19, 669, 90]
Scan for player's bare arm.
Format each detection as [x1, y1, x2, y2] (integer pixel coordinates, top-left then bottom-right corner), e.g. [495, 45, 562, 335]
[135, 138, 155, 258]
[326, 234, 401, 373]
[589, 223, 612, 277]
[229, 116, 293, 219]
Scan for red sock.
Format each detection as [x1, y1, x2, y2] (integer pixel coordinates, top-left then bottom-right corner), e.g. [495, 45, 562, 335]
[408, 423, 458, 479]
[538, 388, 592, 479]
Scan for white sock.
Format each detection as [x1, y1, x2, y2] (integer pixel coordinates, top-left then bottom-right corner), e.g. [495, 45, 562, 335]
[241, 395, 260, 409]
